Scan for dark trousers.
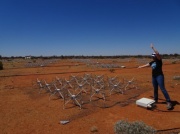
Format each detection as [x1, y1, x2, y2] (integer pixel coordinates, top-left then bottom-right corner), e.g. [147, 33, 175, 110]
[152, 74, 171, 102]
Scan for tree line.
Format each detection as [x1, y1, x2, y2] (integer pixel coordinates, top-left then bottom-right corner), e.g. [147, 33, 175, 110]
[0, 53, 179, 60]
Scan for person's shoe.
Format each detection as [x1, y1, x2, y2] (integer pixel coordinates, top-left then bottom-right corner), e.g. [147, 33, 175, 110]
[167, 102, 172, 110]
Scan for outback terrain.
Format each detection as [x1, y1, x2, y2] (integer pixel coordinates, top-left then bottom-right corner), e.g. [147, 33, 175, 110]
[0, 58, 180, 134]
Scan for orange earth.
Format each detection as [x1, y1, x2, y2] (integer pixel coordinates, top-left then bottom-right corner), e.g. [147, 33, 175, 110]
[0, 58, 180, 134]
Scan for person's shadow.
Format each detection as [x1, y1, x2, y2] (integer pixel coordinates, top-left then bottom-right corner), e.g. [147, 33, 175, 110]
[149, 96, 180, 111]
[170, 100, 180, 110]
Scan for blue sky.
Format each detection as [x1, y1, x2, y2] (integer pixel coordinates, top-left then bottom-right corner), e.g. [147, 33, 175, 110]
[0, 0, 180, 56]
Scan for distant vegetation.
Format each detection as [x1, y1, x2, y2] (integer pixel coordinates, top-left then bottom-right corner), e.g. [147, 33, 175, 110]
[0, 53, 179, 60]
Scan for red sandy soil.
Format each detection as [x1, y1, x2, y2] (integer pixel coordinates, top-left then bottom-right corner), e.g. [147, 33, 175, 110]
[0, 58, 180, 134]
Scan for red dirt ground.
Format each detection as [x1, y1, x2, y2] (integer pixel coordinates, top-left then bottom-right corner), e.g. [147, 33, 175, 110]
[0, 58, 180, 134]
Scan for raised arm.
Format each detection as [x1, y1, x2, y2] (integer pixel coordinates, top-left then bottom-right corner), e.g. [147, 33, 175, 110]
[150, 43, 161, 60]
[138, 63, 150, 69]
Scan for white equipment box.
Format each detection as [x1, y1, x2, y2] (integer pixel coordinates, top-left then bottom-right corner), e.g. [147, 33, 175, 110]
[136, 98, 156, 109]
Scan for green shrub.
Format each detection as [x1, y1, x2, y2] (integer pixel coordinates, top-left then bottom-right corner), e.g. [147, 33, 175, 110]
[114, 120, 156, 134]
[0, 61, 3, 70]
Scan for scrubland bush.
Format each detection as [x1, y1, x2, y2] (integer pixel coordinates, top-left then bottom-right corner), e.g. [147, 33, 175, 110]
[0, 61, 3, 70]
[114, 120, 156, 134]
[173, 76, 180, 80]
[90, 126, 98, 133]
[172, 61, 176, 64]
[109, 68, 115, 73]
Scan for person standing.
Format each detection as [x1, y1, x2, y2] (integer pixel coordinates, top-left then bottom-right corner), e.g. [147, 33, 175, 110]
[138, 44, 172, 110]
